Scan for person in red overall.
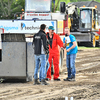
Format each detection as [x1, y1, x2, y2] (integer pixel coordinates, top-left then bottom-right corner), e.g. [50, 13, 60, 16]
[46, 26, 66, 81]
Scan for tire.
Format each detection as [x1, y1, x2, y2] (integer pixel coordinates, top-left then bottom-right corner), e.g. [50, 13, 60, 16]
[59, 49, 64, 73]
[96, 36, 100, 47]
[99, 36, 100, 47]
[84, 34, 96, 47]
[77, 42, 84, 46]
[96, 41, 99, 47]
[91, 34, 96, 47]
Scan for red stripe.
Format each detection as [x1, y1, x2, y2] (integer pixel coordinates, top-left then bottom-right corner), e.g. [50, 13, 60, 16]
[63, 15, 68, 35]
[63, 19, 68, 35]
[0, 28, 4, 33]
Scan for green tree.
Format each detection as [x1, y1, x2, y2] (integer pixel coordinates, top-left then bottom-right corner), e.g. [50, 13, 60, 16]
[0, 0, 100, 19]
[12, 0, 25, 13]
[0, 0, 25, 19]
[11, 0, 25, 19]
[0, 0, 13, 19]
[96, 0, 100, 3]
[52, 0, 70, 12]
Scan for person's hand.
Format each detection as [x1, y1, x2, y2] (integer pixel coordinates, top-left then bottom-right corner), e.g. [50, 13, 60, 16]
[65, 39, 67, 43]
[66, 48, 70, 52]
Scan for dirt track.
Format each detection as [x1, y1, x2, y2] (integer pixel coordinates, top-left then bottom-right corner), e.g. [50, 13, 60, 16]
[0, 48, 100, 100]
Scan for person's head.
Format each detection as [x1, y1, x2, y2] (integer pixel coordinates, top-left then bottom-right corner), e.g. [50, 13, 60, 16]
[48, 26, 54, 35]
[64, 27, 70, 36]
[40, 24, 46, 32]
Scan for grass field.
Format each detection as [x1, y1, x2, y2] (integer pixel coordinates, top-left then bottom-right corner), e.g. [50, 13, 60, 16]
[78, 46, 100, 49]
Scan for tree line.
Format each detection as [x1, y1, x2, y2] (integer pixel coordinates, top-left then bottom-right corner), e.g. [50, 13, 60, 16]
[0, 0, 100, 19]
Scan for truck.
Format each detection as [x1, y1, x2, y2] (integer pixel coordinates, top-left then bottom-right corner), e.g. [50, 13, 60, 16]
[0, 20, 59, 82]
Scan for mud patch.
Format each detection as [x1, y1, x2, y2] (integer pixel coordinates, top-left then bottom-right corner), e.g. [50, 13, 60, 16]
[0, 48, 100, 100]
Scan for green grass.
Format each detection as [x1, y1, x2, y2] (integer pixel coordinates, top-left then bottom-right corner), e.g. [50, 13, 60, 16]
[78, 46, 100, 49]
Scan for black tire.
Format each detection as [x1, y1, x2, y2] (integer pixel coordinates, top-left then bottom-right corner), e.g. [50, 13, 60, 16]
[84, 34, 96, 47]
[96, 36, 100, 47]
[99, 36, 100, 47]
[96, 41, 100, 47]
[78, 42, 85, 46]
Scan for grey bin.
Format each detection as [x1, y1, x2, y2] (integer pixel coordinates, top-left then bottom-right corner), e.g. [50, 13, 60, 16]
[0, 34, 34, 82]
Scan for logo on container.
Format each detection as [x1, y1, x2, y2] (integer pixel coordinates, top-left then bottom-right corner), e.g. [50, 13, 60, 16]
[21, 23, 26, 30]
[21, 22, 55, 30]
[21, 23, 40, 30]
[0, 26, 18, 31]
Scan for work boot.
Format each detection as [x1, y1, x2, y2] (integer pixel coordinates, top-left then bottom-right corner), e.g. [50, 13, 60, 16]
[41, 79, 49, 85]
[63, 77, 69, 81]
[54, 78, 61, 81]
[45, 78, 50, 81]
[34, 79, 40, 85]
[70, 76, 75, 81]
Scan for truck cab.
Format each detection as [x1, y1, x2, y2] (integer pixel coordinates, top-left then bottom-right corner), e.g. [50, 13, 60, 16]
[79, 6, 99, 32]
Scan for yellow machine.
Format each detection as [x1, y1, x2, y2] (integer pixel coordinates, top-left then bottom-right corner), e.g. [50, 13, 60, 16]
[66, 4, 79, 32]
[79, 6, 99, 32]
[79, 6, 99, 47]
[65, 3, 100, 47]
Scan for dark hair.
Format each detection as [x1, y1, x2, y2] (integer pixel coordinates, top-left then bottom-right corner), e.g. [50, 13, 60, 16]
[40, 24, 46, 30]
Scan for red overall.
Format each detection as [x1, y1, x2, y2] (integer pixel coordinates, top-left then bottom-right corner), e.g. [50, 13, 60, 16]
[46, 32, 63, 80]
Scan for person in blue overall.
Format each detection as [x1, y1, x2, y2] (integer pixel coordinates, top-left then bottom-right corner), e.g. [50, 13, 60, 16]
[63, 27, 78, 81]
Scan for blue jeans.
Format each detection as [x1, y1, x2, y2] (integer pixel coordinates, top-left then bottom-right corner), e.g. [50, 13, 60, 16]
[66, 54, 76, 78]
[46, 54, 49, 74]
[39, 54, 49, 80]
[34, 54, 46, 80]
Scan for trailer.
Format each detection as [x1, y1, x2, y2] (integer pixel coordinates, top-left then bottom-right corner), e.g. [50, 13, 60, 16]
[0, 19, 60, 81]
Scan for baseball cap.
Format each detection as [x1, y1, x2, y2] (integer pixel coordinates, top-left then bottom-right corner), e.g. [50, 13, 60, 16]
[48, 26, 54, 30]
